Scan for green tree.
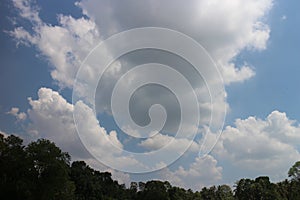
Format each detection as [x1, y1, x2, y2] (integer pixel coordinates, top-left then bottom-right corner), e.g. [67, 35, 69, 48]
[276, 179, 289, 200]
[216, 185, 234, 200]
[252, 176, 280, 200]
[0, 134, 75, 200]
[26, 139, 75, 200]
[288, 161, 300, 181]
[70, 160, 129, 200]
[5, 133, 300, 200]
[200, 186, 217, 200]
[138, 181, 146, 192]
[276, 178, 300, 200]
[234, 178, 254, 200]
[168, 186, 187, 200]
[0, 134, 32, 199]
[289, 179, 300, 200]
[137, 180, 170, 200]
[234, 177, 280, 200]
[71, 161, 105, 200]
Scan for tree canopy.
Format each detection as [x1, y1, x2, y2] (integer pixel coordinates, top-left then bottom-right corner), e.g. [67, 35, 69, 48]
[288, 161, 300, 181]
[0, 133, 299, 200]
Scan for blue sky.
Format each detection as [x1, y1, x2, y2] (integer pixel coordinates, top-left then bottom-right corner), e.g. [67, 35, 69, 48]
[226, 0, 300, 124]
[1, 0, 300, 189]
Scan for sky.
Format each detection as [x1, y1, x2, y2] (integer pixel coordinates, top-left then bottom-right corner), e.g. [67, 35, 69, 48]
[0, 0, 300, 190]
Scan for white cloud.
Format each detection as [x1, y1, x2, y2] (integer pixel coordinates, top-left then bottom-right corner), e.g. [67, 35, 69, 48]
[9, 0, 273, 103]
[9, 0, 273, 154]
[79, 0, 272, 84]
[159, 155, 222, 190]
[24, 88, 300, 187]
[7, 107, 27, 121]
[27, 88, 87, 158]
[12, 0, 41, 24]
[27, 87, 128, 160]
[10, 0, 293, 189]
[10, 1, 100, 88]
[139, 133, 199, 153]
[24, 87, 225, 188]
[220, 63, 255, 84]
[211, 111, 300, 181]
[26, 87, 131, 184]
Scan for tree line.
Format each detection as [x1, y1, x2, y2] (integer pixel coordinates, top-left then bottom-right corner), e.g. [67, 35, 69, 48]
[1, 133, 300, 200]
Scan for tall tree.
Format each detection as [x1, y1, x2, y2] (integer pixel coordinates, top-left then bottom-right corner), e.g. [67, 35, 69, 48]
[216, 185, 234, 200]
[288, 161, 300, 181]
[26, 139, 75, 200]
[234, 178, 254, 200]
[0, 134, 31, 199]
[70, 160, 106, 200]
[137, 180, 171, 200]
[200, 186, 217, 200]
[234, 177, 280, 200]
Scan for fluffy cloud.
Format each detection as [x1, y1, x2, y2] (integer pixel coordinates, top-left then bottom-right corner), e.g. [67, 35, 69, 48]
[9, 0, 273, 136]
[10, 0, 100, 88]
[9, 0, 273, 155]
[27, 87, 130, 162]
[9, 0, 272, 102]
[11, 0, 293, 189]
[211, 111, 300, 181]
[27, 88, 83, 157]
[25, 87, 224, 188]
[26, 87, 132, 184]
[12, 0, 41, 24]
[7, 107, 27, 121]
[79, 0, 272, 84]
[159, 155, 222, 190]
[9, 0, 226, 164]
[138, 133, 199, 153]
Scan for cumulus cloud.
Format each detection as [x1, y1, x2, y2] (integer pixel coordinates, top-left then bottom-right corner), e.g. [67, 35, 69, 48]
[9, 0, 273, 136]
[27, 88, 81, 156]
[27, 87, 128, 161]
[9, 0, 272, 103]
[24, 87, 226, 188]
[8, 0, 222, 163]
[9, 0, 289, 189]
[7, 107, 27, 121]
[138, 133, 199, 153]
[79, 0, 272, 84]
[159, 155, 222, 190]
[12, 0, 41, 24]
[210, 111, 300, 181]
[26, 87, 132, 184]
[10, 0, 100, 88]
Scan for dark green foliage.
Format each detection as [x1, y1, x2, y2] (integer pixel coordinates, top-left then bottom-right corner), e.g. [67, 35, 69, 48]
[288, 161, 300, 181]
[216, 185, 234, 200]
[1, 133, 300, 200]
[168, 186, 200, 200]
[234, 177, 280, 200]
[276, 179, 300, 200]
[200, 186, 217, 199]
[26, 139, 75, 200]
[0, 134, 30, 199]
[136, 180, 170, 200]
[0, 134, 74, 200]
[70, 161, 129, 200]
